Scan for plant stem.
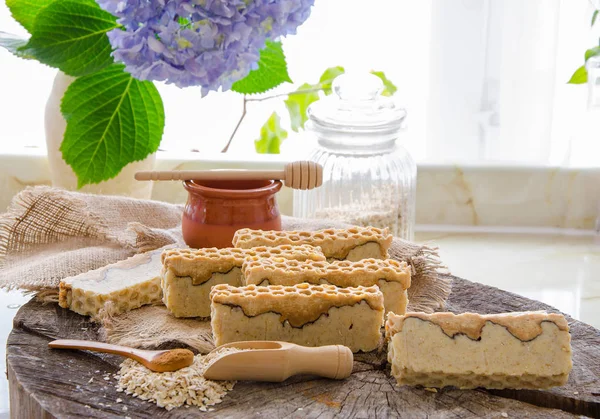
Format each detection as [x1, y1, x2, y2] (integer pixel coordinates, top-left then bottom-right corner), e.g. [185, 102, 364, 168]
[221, 84, 326, 152]
[221, 96, 247, 153]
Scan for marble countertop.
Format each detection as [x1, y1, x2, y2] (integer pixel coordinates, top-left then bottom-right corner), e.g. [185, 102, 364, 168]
[417, 229, 600, 329]
[0, 229, 598, 416]
[2, 151, 600, 231]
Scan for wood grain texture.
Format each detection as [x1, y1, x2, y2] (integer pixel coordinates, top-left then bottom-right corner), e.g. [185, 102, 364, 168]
[7, 276, 600, 418]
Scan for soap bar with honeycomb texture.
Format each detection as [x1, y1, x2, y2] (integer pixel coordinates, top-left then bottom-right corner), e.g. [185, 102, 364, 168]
[385, 311, 572, 389]
[232, 226, 392, 261]
[58, 248, 166, 318]
[161, 245, 325, 318]
[210, 283, 385, 352]
[242, 257, 411, 315]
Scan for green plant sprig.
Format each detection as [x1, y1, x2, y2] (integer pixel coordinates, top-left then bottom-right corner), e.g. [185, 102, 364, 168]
[568, 4, 600, 84]
[225, 66, 397, 154]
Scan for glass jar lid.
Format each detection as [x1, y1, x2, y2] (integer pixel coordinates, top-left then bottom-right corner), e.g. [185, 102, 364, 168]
[308, 72, 406, 136]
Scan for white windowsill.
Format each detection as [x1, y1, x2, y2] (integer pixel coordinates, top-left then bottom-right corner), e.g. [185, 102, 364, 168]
[0, 147, 599, 231]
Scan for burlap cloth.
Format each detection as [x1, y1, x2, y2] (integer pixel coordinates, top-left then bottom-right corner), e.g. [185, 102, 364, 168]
[0, 186, 451, 354]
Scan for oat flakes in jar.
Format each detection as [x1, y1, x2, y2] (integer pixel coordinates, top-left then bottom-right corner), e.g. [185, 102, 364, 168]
[293, 73, 416, 240]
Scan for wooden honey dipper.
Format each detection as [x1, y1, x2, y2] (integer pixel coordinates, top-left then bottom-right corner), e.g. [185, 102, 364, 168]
[134, 161, 323, 190]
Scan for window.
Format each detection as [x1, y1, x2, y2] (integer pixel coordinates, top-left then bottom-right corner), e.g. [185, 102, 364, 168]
[426, 0, 598, 167]
[0, 0, 597, 165]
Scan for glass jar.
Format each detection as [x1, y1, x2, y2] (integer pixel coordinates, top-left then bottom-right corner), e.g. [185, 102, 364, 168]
[293, 73, 416, 240]
[587, 51, 600, 109]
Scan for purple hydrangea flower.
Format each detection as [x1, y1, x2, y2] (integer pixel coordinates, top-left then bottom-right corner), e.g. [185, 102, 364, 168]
[97, 0, 315, 94]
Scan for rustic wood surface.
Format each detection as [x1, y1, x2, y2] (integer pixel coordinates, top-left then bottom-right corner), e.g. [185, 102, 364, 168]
[7, 276, 600, 419]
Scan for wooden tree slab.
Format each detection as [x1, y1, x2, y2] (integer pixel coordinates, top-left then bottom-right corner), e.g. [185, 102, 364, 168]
[7, 276, 600, 418]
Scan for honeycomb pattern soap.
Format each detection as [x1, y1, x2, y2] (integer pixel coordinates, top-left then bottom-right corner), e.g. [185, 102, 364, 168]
[242, 257, 411, 315]
[161, 245, 325, 318]
[58, 248, 165, 318]
[210, 283, 385, 352]
[232, 226, 393, 261]
[385, 311, 572, 389]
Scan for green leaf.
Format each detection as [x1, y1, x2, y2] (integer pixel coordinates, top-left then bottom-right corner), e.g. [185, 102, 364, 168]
[231, 40, 292, 94]
[0, 31, 34, 59]
[178, 17, 191, 26]
[6, 0, 55, 33]
[20, 0, 118, 76]
[318, 66, 345, 95]
[568, 65, 588, 84]
[592, 10, 598, 27]
[371, 70, 398, 96]
[255, 112, 288, 154]
[284, 83, 320, 132]
[585, 46, 600, 62]
[60, 64, 165, 187]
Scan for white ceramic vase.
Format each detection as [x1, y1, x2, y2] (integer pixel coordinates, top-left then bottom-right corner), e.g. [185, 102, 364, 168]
[44, 71, 156, 199]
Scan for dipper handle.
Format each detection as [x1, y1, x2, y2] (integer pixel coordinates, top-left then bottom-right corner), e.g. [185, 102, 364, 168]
[134, 161, 323, 190]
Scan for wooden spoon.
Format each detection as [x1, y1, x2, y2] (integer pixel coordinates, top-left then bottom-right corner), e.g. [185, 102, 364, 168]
[134, 160, 323, 190]
[48, 339, 194, 373]
[203, 341, 353, 382]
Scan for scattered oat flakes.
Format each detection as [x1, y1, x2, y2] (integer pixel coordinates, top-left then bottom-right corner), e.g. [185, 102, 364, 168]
[122, 406, 128, 411]
[116, 347, 244, 411]
[500, 412, 508, 418]
[87, 377, 94, 384]
[116, 398, 123, 403]
[573, 391, 579, 395]
[424, 388, 438, 393]
[85, 405, 91, 409]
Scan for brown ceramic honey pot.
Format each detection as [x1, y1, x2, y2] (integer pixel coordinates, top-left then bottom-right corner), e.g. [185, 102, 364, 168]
[182, 179, 282, 248]
[135, 161, 322, 248]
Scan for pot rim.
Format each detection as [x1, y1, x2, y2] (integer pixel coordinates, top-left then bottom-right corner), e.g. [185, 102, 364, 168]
[183, 179, 282, 199]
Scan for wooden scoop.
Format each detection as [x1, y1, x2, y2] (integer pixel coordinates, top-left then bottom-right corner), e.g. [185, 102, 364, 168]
[203, 341, 353, 382]
[134, 161, 323, 190]
[48, 339, 194, 373]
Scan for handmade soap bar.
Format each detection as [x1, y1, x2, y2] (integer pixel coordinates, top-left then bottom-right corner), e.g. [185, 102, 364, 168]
[58, 248, 166, 318]
[242, 257, 411, 315]
[232, 226, 393, 261]
[210, 283, 385, 352]
[161, 245, 325, 318]
[386, 311, 572, 389]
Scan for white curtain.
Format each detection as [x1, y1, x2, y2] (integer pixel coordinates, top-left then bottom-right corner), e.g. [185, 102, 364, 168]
[426, 0, 597, 166]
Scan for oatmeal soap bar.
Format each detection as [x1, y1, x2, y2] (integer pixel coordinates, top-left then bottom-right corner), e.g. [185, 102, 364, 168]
[161, 245, 324, 318]
[59, 248, 165, 318]
[210, 283, 385, 352]
[242, 258, 411, 315]
[232, 226, 393, 261]
[386, 312, 572, 389]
